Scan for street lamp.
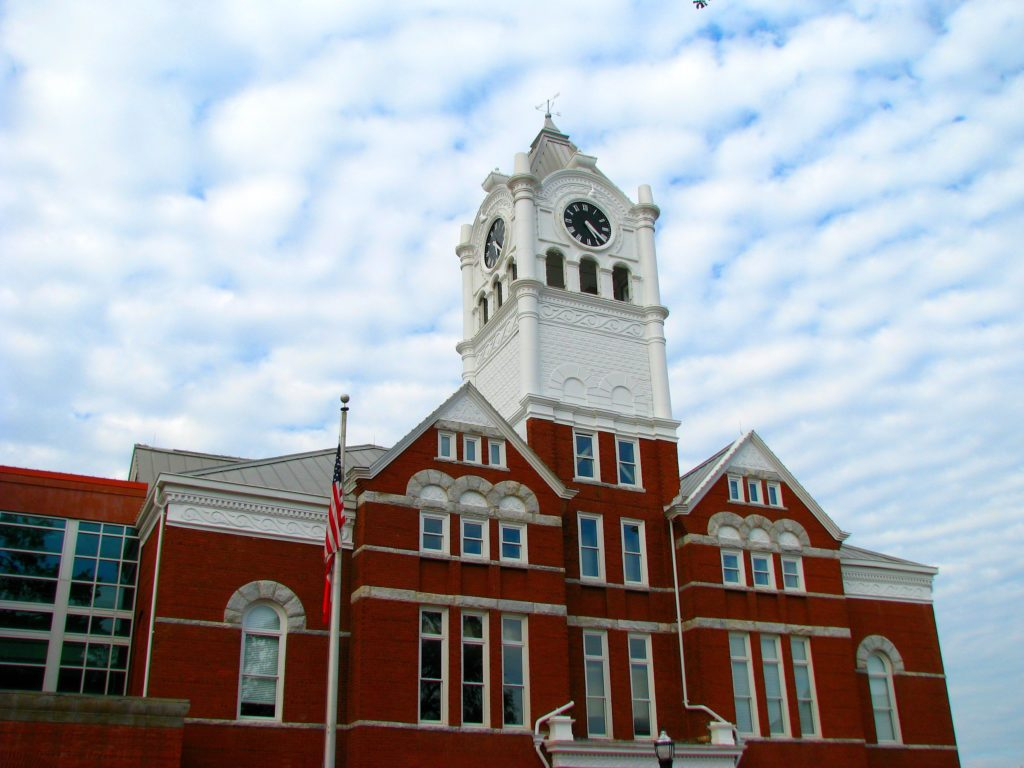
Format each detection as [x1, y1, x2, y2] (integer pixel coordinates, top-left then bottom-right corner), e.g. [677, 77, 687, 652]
[654, 730, 674, 768]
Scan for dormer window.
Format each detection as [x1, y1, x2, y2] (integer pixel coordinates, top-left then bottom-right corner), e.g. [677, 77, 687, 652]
[579, 257, 599, 295]
[612, 265, 631, 302]
[546, 250, 565, 289]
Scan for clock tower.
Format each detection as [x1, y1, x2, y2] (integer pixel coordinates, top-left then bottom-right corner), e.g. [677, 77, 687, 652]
[456, 116, 679, 442]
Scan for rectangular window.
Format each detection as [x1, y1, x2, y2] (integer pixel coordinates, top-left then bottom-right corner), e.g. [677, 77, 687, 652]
[781, 556, 804, 591]
[615, 438, 640, 486]
[488, 439, 506, 467]
[502, 616, 528, 727]
[790, 637, 820, 738]
[438, 431, 455, 460]
[583, 631, 611, 737]
[461, 518, 487, 560]
[751, 553, 774, 589]
[621, 520, 647, 586]
[419, 608, 447, 723]
[578, 514, 604, 581]
[766, 481, 783, 507]
[628, 634, 656, 738]
[420, 513, 448, 554]
[760, 635, 790, 736]
[499, 523, 526, 564]
[746, 479, 762, 504]
[721, 550, 745, 586]
[727, 475, 744, 502]
[463, 436, 481, 464]
[729, 633, 758, 735]
[574, 432, 597, 480]
[462, 613, 487, 726]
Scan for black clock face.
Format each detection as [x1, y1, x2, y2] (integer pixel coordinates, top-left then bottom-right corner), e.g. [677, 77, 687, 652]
[484, 218, 506, 268]
[563, 201, 611, 247]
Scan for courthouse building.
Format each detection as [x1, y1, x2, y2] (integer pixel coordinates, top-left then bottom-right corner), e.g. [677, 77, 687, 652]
[1, 120, 958, 767]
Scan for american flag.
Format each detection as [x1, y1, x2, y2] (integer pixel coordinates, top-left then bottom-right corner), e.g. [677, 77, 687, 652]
[322, 443, 344, 624]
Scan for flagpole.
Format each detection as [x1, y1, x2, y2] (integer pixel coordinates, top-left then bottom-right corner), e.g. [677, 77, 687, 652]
[324, 394, 349, 768]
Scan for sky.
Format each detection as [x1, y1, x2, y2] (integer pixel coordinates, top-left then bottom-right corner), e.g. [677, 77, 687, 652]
[0, 0, 1021, 763]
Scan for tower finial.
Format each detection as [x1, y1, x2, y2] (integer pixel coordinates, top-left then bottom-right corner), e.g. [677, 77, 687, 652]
[535, 92, 561, 120]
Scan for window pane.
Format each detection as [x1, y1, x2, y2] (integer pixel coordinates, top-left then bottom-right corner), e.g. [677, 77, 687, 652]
[463, 685, 483, 723]
[463, 644, 483, 683]
[100, 536, 122, 559]
[463, 614, 482, 639]
[241, 675, 277, 705]
[0, 576, 58, 604]
[422, 611, 442, 635]
[579, 518, 598, 548]
[0, 550, 61, 577]
[73, 558, 96, 580]
[0, 524, 64, 553]
[420, 680, 442, 721]
[421, 639, 442, 680]
[86, 643, 110, 669]
[0, 665, 45, 690]
[624, 554, 642, 583]
[0, 637, 48, 664]
[75, 533, 99, 557]
[629, 637, 647, 660]
[630, 664, 650, 698]
[581, 548, 600, 578]
[503, 647, 523, 686]
[96, 560, 118, 584]
[502, 617, 522, 643]
[503, 686, 524, 725]
[632, 699, 651, 736]
[243, 635, 279, 676]
[56, 667, 82, 693]
[61, 641, 86, 665]
[0, 608, 53, 631]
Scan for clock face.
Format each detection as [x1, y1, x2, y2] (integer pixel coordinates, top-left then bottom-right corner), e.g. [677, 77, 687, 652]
[562, 201, 611, 248]
[484, 218, 506, 268]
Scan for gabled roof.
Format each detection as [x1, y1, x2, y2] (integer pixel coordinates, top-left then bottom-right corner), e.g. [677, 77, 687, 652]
[355, 382, 575, 500]
[130, 443, 387, 495]
[668, 430, 850, 542]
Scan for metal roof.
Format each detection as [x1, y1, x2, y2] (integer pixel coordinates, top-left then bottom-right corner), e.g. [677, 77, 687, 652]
[129, 445, 250, 485]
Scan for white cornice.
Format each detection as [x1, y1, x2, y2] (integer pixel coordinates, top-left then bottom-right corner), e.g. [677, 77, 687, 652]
[511, 395, 680, 441]
[841, 565, 934, 603]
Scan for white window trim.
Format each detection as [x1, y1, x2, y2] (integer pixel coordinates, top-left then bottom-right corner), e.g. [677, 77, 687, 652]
[750, 552, 776, 590]
[501, 615, 529, 728]
[867, 653, 903, 744]
[721, 548, 746, 587]
[628, 633, 657, 739]
[437, 431, 456, 461]
[461, 611, 489, 727]
[790, 636, 821, 739]
[237, 601, 286, 721]
[418, 607, 448, 724]
[488, 439, 506, 468]
[729, 632, 759, 736]
[760, 634, 791, 737]
[615, 437, 641, 488]
[578, 513, 605, 582]
[573, 430, 600, 481]
[781, 555, 805, 592]
[420, 512, 449, 555]
[746, 478, 763, 505]
[583, 630, 612, 738]
[728, 475, 745, 502]
[620, 519, 648, 587]
[766, 481, 783, 507]
[460, 517, 489, 561]
[499, 522, 528, 564]
[463, 435, 482, 465]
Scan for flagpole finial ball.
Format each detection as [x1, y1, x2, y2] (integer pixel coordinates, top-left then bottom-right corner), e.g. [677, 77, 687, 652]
[340, 394, 350, 404]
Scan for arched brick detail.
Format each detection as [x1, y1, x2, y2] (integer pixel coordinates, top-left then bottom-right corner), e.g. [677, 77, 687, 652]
[856, 635, 905, 673]
[224, 580, 306, 631]
[744, 514, 775, 548]
[449, 475, 493, 504]
[406, 469, 455, 501]
[707, 512, 745, 539]
[486, 481, 540, 515]
[773, 518, 811, 548]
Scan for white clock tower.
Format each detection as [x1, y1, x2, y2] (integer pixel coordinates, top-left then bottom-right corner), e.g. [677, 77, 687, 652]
[456, 117, 679, 442]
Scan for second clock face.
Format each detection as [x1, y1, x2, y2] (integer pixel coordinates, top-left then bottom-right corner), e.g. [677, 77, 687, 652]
[563, 201, 611, 248]
[484, 218, 506, 268]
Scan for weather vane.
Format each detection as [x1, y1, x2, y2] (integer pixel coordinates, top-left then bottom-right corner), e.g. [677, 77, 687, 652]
[535, 93, 561, 119]
[693, 0, 711, 7]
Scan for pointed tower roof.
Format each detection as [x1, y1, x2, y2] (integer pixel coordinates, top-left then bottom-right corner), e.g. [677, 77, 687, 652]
[527, 114, 579, 180]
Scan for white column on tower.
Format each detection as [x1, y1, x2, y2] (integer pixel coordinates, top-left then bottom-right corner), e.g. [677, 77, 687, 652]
[632, 184, 673, 419]
[457, 223, 478, 382]
[508, 152, 541, 398]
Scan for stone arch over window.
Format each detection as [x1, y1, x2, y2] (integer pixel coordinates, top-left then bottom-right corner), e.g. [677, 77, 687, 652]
[748, 527, 772, 548]
[708, 511, 746, 540]
[773, 519, 811, 548]
[487, 480, 540, 515]
[579, 257, 599, 295]
[856, 635, 906, 673]
[225, 580, 306, 631]
[546, 249, 566, 289]
[744, 514, 775, 547]
[406, 469, 455, 504]
[459, 490, 488, 507]
[612, 264, 631, 302]
[450, 475, 493, 505]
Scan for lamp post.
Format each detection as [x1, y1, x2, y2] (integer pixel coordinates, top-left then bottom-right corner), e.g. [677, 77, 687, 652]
[654, 730, 674, 768]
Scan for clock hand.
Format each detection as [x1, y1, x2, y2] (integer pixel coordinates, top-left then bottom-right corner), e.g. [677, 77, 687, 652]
[585, 220, 607, 242]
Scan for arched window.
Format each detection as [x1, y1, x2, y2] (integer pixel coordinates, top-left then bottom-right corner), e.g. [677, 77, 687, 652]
[509, 259, 517, 282]
[239, 602, 285, 719]
[546, 251, 565, 289]
[612, 265, 631, 302]
[494, 279, 503, 309]
[867, 653, 901, 743]
[579, 258, 599, 295]
[478, 295, 489, 327]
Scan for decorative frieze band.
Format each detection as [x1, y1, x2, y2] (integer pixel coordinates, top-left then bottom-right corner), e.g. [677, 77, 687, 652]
[842, 566, 933, 603]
